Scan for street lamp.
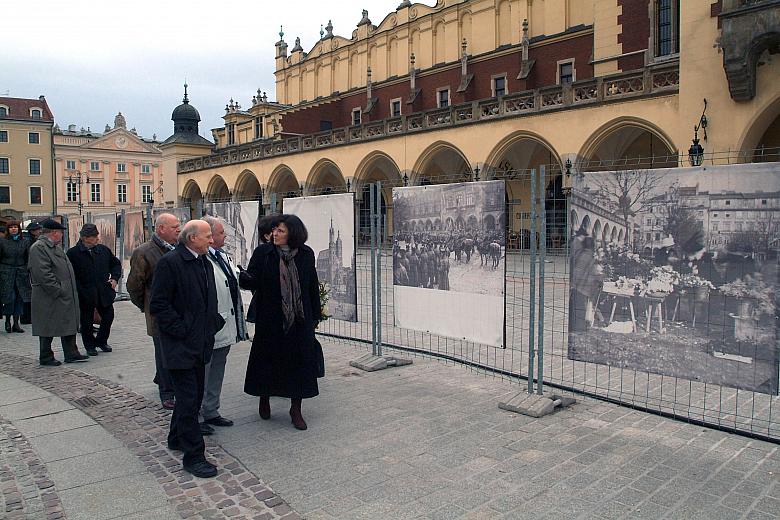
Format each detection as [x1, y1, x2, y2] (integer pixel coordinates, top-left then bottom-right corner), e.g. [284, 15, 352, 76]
[688, 98, 708, 167]
[66, 171, 90, 215]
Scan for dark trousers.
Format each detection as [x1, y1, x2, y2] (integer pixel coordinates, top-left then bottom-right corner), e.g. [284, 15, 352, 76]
[152, 336, 175, 402]
[168, 365, 206, 466]
[79, 302, 114, 349]
[39, 335, 79, 363]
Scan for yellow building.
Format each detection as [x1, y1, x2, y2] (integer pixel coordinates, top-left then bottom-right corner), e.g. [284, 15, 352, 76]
[174, 0, 780, 240]
[0, 96, 56, 219]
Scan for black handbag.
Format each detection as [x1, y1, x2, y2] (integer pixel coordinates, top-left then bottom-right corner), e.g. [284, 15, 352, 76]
[314, 336, 325, 378]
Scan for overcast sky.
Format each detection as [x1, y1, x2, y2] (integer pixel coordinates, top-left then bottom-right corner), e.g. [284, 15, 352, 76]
[3, 0, 408, 142]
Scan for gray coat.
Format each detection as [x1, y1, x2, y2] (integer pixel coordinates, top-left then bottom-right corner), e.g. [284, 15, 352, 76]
[28, 236, 80, 337]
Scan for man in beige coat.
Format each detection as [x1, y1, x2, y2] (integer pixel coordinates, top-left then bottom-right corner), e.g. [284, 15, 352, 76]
[28, 219, 89, 365]
[127, 213, 180, 409]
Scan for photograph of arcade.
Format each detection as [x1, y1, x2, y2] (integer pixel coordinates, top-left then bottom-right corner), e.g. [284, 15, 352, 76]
[568, 163, 779, 394]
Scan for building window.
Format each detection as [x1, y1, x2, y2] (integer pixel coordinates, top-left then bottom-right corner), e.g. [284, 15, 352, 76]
[0, 107, 7, 117]
[762, 199, 767, 206]
[90, 183, 101, 202]
[352, 108, 362, 126]
[30, 109, 42, 119]
[655, 0, 680, 57]
[558, 61, 575, 84]
[117, 184, 127, 203]
[227, 123, 235, 145]
[0, 186, 9, 204]
[29, 159, 41, 175]
[28, 132, 40, 144]
[437, 88, 450, 108]
[117, 163, 127, 173]
[255, 117, 263, 139]
[66, 160, 76, 170]
[141, 184, 152, 203]
[90, 161, 100, 171]
[141, 164, 151, 174]
[725, 200, 730, 206]
[0, 131, 7, 143]
[646, 233, 652, 241]
[390, 99, 402, 117]
[29, 186, 42, 205]
[492, 76, 507, 97]
[66, 182, 78, 202]
[0, 158, 8, 174]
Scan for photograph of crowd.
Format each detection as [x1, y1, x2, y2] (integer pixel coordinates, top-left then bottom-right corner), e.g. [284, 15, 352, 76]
[392, 180, 506, 347]
[567, 163, 779, 394]
[284, 193, 357, 322]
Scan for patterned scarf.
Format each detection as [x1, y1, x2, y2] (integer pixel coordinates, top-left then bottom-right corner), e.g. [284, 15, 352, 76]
[278, 246, 304, 333]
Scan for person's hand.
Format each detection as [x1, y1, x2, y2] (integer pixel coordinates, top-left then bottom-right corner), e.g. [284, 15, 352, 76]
[109, 279, 118, 290]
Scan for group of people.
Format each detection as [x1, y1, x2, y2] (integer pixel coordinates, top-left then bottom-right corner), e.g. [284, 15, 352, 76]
[124, 212, 323, 478]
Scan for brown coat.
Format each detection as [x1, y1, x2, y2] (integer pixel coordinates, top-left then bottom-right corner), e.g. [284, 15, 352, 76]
[126, 236, 170, 336]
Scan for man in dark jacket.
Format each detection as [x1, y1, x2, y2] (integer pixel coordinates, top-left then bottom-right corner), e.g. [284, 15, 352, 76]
[150, 219, 223, 478]
[66, 223, 122, 356]
[126, 213, 180, 410]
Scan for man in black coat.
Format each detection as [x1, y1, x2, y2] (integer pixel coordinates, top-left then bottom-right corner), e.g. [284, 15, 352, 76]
[66, 223, 122, 356]
[149, 220, 224, 478]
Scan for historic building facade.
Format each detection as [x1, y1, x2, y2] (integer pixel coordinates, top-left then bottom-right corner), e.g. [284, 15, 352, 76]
[174, 0, 780, 242]
[0, 96, 56, 218]
[53, 113, 164, 215]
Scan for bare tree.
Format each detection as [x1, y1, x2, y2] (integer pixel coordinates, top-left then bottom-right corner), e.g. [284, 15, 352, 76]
[591, 169, 662, 246]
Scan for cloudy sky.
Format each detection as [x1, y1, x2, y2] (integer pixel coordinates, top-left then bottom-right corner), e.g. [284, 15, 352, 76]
[4, 0, 408, 141]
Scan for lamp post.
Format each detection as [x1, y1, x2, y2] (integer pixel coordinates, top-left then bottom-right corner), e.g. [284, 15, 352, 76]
[66, 171, 90, 215]
[146, 180, 164, 235]
[688, 98, 708, 167]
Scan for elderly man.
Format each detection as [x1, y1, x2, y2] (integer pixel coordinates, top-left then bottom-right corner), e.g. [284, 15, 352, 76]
[28, 219, 89, 365]
[201, 216, 247, 429]
[150, 220, 224, 478]
[67, 223, 122, 356]
[127, 213, 180, 409]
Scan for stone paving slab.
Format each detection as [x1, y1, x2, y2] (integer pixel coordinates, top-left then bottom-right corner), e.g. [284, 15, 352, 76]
[0, 301, 778, 519]
[57, 472, 170, 520]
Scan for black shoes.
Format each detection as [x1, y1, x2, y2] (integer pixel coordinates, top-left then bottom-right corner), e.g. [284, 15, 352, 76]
[167, 441, 182, 452]
[161, 399, 175, 410]
[4, 322, 10, 333]
[183, 460, 217, 478]
[11, 324, 24, 333]
[98, 344, 113, 352]
[64, 354, 89, 363]
[85, 348, 99, 356]
[204, 416, 233, 427]
[199, 422, 215, 436]
[40, 359, 62, 367]
[258, 396, 271, 420]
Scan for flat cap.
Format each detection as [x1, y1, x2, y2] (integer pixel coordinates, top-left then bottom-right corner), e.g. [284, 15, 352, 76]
[40, 218, 66, 230]
[79, 223, 99, 237]
[26, 222, 42, 231]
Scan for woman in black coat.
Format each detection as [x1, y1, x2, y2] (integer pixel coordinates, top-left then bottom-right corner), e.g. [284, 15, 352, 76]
[0, 221, 31, 333]
[242, 214, 322, 430]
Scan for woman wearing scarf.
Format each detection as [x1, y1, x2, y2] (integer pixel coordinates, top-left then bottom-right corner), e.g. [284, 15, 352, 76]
[0, 220, 32, 333]
[242, 214, 322, 430]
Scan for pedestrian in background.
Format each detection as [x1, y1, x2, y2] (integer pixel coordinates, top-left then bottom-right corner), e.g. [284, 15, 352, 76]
[0, 220, 31, 333]
[127, 213, 180, 410]
[241, 214, 279, 324]
[242, 214, 322, 430]
[28, 219, 89, 365]
[200, 216, 248, 432]
[20, 221, 43, 325]
[150, 219, 224, 478]
[67, 223, 122, 356]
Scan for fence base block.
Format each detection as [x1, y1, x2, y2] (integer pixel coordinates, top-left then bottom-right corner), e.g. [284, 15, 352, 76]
[498, 393, 576, 418]
[349, 353, 413, 372]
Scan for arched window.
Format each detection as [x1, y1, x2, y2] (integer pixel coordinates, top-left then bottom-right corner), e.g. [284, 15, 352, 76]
[30, 108, 42, 119]
[0, 106, 8, 117]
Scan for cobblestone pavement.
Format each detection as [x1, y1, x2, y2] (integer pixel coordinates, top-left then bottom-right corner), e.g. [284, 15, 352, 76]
[0, 301, 779, 519]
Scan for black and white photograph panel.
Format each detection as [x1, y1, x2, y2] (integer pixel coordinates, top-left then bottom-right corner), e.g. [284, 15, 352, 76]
[567, 162, 780, 394]
[92, 213, 118, 255]
[284, 193, 358, 322]
[205, 202, 249, 268]
[153, 207, 191, 229]
[239, 201, 262, 269]
[392, 180, 506, 347]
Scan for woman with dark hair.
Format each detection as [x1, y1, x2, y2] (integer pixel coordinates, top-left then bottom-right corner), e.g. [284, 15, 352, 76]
[241, 215, 280, 324]
[242, 214, 322, 430]
[0, 220, 31, 333]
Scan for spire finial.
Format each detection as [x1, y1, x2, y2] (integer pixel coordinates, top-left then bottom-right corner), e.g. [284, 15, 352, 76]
[320, 24, 325, 39]
[279, 25, 284, 40]
[183, 81, 189, 104]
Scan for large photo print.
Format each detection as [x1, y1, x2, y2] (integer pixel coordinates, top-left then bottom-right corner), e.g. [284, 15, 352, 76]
[567, 163, 779, 394]
[392, 180, 506, 347]
[284, 193, 358, 322]
[205, 201, 261, 269]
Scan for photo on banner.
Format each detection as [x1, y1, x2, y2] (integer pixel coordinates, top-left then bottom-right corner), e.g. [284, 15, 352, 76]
[567, 162, 780, 395]
[66, 214, 83, 249]
[284, 193, 358, 322]
[92, 213, 118, 255]
[153, 207, 191, 228]
[392, 180, 506, 347]
[239, 201, 262, 269]
[205, 202, 254, 268]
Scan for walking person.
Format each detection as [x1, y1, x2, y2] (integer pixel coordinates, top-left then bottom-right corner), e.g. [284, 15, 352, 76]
[200, 216, 248, 430]
[242, 214, 322, 430]
[149, 219, 224, 478]
[127, 213, 180, 410]
[67, 223, 122, 356]
[28, 219, 89, 365]
[0, 220, 31, 333]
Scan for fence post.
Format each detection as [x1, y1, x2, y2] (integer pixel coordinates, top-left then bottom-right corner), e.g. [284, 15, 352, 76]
[528, 169, 537, 395]
[536, 166, 546, 395]
[375, 182, 383, 357]
[370, 180, 378, 357]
